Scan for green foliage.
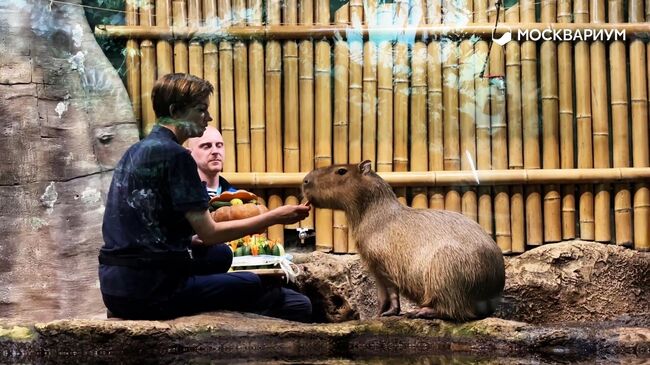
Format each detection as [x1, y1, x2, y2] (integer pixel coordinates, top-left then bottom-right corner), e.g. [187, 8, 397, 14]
[82, 0, 127, 80]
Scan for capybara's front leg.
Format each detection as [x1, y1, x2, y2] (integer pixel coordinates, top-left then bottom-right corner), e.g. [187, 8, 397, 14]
[380, 285, 401, 317]
[376, 279, 391, 315]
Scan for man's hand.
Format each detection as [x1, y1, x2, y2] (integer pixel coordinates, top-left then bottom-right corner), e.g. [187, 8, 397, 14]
[191, 234, 205, 246]
[270, 204, 311, 225]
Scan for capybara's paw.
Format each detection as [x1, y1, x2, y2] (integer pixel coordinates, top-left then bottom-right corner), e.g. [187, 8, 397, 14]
[380, 307, 401, 317]
[412, 306, 440, 319]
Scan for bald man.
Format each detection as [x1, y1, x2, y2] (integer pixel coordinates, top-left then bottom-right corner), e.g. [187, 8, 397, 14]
[187, 126, 236, 198]
[187, 126, 313, 323]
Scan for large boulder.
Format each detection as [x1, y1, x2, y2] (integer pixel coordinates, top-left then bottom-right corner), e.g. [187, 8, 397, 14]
[293, 241, 650, 326]
[0, 0, 138, 320]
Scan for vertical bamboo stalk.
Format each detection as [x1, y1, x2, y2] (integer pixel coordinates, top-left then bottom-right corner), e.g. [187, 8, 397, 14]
[203, 43, 220, 129]
[458, 0, 477, 222]
[203, 0, 217, 24]
[630, 0, 650, 251]
[427, 3, 445, 210]
[315, 0, 333, 251]
[125, 1, 141, 131]
[521, 0, 542, 245]
[283, 0, 301, 231]
[488, 0, 510, 253]
[156, 0, 173, 79]
[266, 0, 284, 242]
[558, 0, 575, 241]
[332, 5, 350, 252]
[172, 0, 189, 73]
[474, 0, 492, 234]
[590, 0, 611, 243]
[231, 0, 250, 173]
[394, 0, 409, 207]
[347, 0, 364, 253]
[189, 42, 203, 77]
[298, 0, 314, 230]
[376, 3, 394, 176]
[606, 0, 631, 246]
[505, 0, 524, 252]
[574, 0, 594, 241]
[441, 0, 460, 214]
[362, 0, 378, 169]
[540, 0, 561, 244]
[348, 0, 363, 165]
[248, 0, 265, 172]
[140, 0, 157, 135]
[202, 0, 219, 129]
[187, 0, 202, 79]
[410, 0, 428, 210]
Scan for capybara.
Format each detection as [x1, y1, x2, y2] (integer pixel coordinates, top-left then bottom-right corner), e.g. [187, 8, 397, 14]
[302, 160, 505, 321]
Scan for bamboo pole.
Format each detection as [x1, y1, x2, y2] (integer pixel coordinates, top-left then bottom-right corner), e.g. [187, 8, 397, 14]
[298, 0, 314, 230]
[474, 0, 492, 235]
[266, 0, 284, 243]
[97, 23, 650, 40]
[203, 43, 220, 129]
[376, 3, 394, 176]
[315, 0, 333, 251]
[442, 0, 460, 214]
[155, 0, 173, 79]
[347, 0, 363, 254]
[220, 168, 650, 188]
[458, 2, 477, 222]
[348, 0, 363, 166]
[189, 41, 203, 77]
[488, 0, 510, 253]
[125, 1, 141, 132]
[558, 0, 575, 241]
[140, 1, 157, 135]
[172, 0, 189, 73]
[394, 0, 409, 207]
[410, 0, 428, 210]
[427, 2, 445, 211]
[187, 0, 201, 80]
[248, 0, 265, 172]
[608, 0, 632, 246]
[521, 0, 542, 245]
[574, 0, 594, 241]
[203, 0, 217, 24]
[630, 0, 650, 250]
[218, 0, 236, 173]
[202, 0, 219, 129]
[540, 0, 561, 244]
[591, 0, 611, 243]
[232, 0, 250, 173]
[332, 4, 350, 252]
[505, 0, 524, 252]
[362, 0, 378, 171]
[283, 0, 301, 232]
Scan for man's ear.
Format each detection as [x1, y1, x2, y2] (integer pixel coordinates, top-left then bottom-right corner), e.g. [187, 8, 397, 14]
[169, 104, 177, 118]
[359, 160, 372, 175]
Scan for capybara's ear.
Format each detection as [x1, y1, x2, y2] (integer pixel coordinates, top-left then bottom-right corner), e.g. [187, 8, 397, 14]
[359, 160, 372, 175]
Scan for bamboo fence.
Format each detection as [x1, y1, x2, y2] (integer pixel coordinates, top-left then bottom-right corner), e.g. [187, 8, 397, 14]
[106, 0, 650, 252]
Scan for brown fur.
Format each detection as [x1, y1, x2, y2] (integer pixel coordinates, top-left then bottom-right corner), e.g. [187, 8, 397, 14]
[302, 161, 506, 321]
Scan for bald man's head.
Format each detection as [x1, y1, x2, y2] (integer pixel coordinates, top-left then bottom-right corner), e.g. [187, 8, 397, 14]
[188, 126, 225, 176]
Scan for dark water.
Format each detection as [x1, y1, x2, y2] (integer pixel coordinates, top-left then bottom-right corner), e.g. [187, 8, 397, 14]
[1, 354, 647, 365]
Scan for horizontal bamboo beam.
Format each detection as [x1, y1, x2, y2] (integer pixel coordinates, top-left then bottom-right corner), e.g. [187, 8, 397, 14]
[222, 167, 650, 188]
[95, 23, 650, 41]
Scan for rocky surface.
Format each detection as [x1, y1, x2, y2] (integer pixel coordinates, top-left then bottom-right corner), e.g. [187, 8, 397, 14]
[293, 241, 650, 326]
[1, 313, 648, 363]
[0, 0, 138, 321]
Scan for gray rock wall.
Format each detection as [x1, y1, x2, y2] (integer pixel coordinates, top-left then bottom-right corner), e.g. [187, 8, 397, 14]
[0, 0, 138, 320]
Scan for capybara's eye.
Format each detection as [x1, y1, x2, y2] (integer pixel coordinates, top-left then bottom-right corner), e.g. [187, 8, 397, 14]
[336, 168, 347, 175]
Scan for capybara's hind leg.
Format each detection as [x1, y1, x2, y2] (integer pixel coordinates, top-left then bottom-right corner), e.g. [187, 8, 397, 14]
[407, 306, 444, 319]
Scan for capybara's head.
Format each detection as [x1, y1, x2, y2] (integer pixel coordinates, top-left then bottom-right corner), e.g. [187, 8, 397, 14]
[302, 160, 394, 210]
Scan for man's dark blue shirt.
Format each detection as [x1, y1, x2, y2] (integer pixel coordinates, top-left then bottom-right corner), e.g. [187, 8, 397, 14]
[99, 125, 209, 299]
